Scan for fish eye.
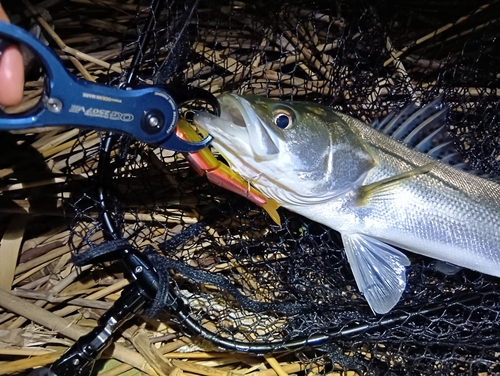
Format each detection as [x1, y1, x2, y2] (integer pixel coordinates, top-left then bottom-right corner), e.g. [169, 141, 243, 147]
[272, 106, 295, 130]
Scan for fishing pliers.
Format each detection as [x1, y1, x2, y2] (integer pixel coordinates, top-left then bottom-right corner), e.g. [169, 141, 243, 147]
[0, 21, 213, 152]
[0, 21, 216, 376]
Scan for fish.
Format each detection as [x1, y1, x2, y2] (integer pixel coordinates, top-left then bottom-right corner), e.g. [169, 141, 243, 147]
[193, 94, 500, 314]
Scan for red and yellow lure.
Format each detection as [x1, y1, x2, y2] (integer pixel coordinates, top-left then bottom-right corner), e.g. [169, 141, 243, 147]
[176, 119, 281, 225]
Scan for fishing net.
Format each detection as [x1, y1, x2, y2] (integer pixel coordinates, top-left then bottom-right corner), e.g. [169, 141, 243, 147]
[4, 0, 500, 374]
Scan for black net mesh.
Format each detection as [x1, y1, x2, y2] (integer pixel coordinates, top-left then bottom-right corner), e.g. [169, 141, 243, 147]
[35, 0, 500, 374]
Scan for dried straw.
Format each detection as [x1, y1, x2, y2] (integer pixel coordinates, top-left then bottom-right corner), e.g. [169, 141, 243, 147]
[0, 0, 492, 375]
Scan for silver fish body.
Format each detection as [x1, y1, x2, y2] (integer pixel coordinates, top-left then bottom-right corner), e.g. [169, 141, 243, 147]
[194, 94, 500, 314]
[331, 113, 500, 264]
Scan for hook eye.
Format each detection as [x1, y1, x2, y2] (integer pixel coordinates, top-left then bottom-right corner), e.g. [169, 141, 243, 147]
[184, 109, 196, 123]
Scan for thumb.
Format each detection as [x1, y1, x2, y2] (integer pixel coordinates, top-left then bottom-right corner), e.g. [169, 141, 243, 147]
[0, 6, 25, 107]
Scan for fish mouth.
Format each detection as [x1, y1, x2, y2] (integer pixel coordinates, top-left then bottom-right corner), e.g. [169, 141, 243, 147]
[194, 94, 280, 159]
[218, 95, 252, 128]
[192, 95, 250, 155]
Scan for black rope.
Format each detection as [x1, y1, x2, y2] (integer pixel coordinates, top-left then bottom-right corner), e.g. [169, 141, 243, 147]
[72, 239, 131, 266]
[146, 247, 313, 315]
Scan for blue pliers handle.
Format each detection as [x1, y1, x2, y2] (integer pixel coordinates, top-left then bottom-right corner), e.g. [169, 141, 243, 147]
[0, 22, 212, 153]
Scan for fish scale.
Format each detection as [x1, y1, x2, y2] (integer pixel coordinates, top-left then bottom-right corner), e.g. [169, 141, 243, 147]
[349, 117, 500, 252]
[194, 94, 500, 314]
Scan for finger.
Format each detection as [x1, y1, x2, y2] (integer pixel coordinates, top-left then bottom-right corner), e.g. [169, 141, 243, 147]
[0, 45, 25, 106]
[0, 5, 9, 21]
[0, 5, 25, 106]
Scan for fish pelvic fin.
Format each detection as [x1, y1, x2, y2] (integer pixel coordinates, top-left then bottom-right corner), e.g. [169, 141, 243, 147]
[356, 162, 436, 206]
[342, 233, 410, 315]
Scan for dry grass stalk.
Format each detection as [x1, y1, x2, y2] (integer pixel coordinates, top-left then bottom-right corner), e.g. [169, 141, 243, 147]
[12, 260, 54, 286]
[11, 288, 114, 310]
[383, 1, 493, 67]
[0, 216, 31, 290]
[15, 244, 71, 275]
[263, 354, 289, 376]
[51, 278, 129, 317]
[0, 0, 492, 374]
[0, 350, 65, 375]
[70, 0, 146, 11]
[129, 328, 176, 376]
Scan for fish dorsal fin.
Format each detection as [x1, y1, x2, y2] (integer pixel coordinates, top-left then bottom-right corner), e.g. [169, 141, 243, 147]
[342, 233, 410, 314]
[371, 111, 396, 131]
[370, 96, 449, 150]
[370, 97, 499, 180]
[403, 109, 448, 151]
[378, 103, 420, 136]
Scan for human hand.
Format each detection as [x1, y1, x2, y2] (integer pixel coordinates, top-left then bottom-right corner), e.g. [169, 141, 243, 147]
[0, 5, 24, 107]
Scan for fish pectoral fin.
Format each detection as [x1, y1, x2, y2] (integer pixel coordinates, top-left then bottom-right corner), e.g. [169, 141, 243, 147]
[356, 162, 436, 206]
[342, 233, 411, 314]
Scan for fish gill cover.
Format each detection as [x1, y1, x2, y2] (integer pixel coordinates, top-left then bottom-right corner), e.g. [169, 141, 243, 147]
[62, 0, 500, 374]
